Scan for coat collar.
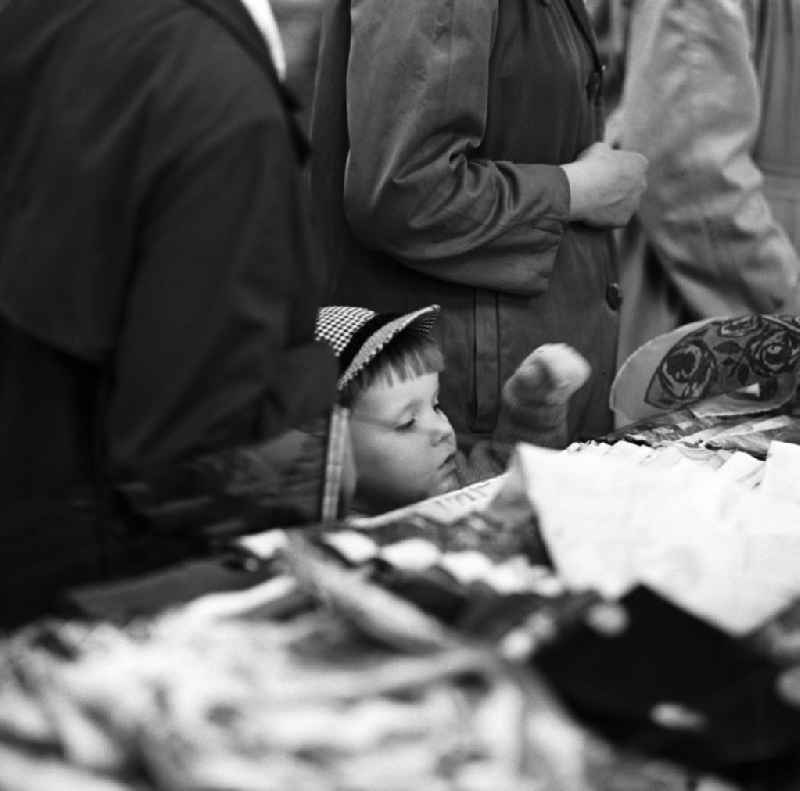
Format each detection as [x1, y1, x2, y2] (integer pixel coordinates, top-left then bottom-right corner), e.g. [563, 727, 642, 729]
[236, 0, 286, 80]
[181, 0, 283, 87]
[181, 0, 308, 156]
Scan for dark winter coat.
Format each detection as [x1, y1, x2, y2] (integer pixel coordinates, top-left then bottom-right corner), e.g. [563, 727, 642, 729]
[311, 0, 621, 446]
[0, 0, 337, 625]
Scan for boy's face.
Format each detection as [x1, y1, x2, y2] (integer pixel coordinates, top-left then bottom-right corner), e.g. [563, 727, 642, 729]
[350, 371, 459, 513]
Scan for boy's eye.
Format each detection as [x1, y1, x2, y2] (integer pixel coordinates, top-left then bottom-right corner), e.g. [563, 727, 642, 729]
[396, 417, 416, 432]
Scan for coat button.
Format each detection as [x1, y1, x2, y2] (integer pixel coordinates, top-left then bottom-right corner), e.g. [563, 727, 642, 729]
[606, 282, 623, 310]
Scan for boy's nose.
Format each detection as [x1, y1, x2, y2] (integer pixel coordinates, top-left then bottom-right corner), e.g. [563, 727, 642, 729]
[430, 412, 455, 446]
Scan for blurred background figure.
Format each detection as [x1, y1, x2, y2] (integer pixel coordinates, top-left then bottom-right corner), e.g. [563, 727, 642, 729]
[0, 0, 338, 626]
[610, 0, 800, 367]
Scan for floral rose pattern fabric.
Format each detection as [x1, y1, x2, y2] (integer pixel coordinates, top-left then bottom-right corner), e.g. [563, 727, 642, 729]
[645, 315, 800, 410]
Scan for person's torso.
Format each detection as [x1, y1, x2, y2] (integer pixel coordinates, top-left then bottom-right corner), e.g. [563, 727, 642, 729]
[617, 0, 800, 369]
[326, 0, 618, 440]
[0, 0, 329, 622]
[0, 0, 317, 362]
[480, 0, 604, 162]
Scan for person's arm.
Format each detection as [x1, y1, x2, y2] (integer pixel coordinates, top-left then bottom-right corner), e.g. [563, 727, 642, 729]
[620, 0, 800, 317]
[343, 0, 570, 295]
[343, 0, 646, 296]
[107, 114, 338, 534]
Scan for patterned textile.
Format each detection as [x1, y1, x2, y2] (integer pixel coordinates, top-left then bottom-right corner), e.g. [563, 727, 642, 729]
[646, 315, 800, 409]
[315, 305, 439, 390]
[613, 314, 800, 423]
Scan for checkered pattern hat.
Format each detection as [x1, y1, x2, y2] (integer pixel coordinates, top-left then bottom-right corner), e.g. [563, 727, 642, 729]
[315, 305, 440, 391]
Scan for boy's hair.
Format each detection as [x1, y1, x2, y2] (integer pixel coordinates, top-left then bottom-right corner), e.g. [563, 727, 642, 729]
[340, 327, 444, 407]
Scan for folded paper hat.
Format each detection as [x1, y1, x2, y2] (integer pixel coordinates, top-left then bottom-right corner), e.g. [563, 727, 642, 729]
[611, 314, 800, 424]
[315, 305, 440, 391]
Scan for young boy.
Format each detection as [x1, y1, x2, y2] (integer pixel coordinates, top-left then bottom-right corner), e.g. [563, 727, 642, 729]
[315, 305, 590, 515]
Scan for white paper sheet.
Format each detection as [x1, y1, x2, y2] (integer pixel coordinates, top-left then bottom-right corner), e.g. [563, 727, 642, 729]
[495, 444, 800, 635]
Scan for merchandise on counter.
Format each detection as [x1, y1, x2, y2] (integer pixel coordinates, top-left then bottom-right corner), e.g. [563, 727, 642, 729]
[235, 475, 594, 642]
[500, 443, 800, 635]
[612, 314, 800, 425]
[0, 586, 619, 791]
[36, 372, 800, 791]
[537, 586, 800, 778]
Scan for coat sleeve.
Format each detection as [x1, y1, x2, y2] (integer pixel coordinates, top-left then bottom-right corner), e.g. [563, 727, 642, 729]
[106, 114, 338, 534]
[108, 118, 336, 468]
[620, 0, 800, 318]
[342, 0, 571, 296]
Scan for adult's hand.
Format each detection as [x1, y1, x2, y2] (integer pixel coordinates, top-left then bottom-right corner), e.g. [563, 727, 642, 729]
[560, 142, 648, 227]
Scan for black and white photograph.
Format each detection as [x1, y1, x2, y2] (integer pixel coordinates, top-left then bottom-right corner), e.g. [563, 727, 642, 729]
[1, 0, 799, 788]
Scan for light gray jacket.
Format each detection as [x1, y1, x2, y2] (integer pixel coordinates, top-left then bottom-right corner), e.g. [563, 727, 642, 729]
[616, 0, 800, 365]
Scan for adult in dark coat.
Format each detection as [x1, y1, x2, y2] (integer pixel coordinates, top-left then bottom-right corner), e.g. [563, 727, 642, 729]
[0, 0, 338, 626]
[311, 0, 647, 447]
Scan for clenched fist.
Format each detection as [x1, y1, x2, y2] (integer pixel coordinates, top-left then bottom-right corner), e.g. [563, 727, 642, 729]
[560, 141, 648, 228]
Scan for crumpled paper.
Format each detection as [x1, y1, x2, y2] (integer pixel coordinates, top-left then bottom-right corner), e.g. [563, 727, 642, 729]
[490, 443, 800, 635]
